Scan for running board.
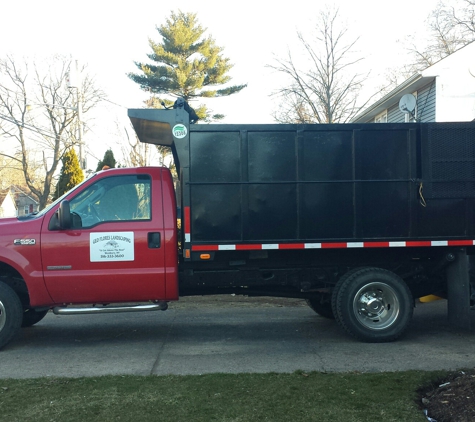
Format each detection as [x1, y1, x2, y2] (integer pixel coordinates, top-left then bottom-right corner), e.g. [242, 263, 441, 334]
[53, 301, 168, 315]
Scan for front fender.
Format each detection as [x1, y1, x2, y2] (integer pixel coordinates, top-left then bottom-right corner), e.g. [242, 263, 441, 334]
[0, 217, 53, 307]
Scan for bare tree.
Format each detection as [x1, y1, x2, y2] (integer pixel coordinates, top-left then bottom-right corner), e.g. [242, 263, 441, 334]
[407, 0, 475, 71]
[377, 1, 475, 96]
[268, 8, 378, 124]
[0, 56, 104, 209]
[0, 154, 26, 190]
[120, 125, 152, 168]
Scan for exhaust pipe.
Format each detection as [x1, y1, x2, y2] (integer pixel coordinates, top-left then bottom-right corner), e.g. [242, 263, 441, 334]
[53, 301, 168, 315]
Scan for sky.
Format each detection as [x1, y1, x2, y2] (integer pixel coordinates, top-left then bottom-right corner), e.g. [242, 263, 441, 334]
[0, 0, 440, 167]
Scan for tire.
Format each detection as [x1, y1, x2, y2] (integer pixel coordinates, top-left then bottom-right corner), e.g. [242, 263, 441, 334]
[331, 267, 365, 324]
[21, 308, 49, 328]
[334, 267, 413, 343]
[306, 295, 335, 319]
[0, 282, 23, 350]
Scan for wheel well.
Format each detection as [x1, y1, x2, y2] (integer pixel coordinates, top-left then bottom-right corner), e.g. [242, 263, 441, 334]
[0, 262, 30, 308]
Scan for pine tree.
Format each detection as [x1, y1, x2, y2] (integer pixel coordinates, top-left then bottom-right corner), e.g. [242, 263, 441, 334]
[96, 149, 117, 171]
[128, 10, 246, 121]
[54, 149, 84, 200]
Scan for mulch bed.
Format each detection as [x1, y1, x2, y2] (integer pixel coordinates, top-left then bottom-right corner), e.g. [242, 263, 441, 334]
[419, 369, 475, 421]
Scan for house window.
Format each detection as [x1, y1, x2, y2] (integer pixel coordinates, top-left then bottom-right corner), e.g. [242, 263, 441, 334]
[24, 205, 30, 215]
[374, 111, 387, 123]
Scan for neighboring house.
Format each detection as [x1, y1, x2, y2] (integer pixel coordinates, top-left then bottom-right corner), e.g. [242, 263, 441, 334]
[352, 41, 475, 123]
[11, 186, 39, 216]
[0, 189, 17, 218]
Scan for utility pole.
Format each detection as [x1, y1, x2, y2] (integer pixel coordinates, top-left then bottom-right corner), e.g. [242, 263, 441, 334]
[67, 60, 85, 169]
[76, 61, 84, 170]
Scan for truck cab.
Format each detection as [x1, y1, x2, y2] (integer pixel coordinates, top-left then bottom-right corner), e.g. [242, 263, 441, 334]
[0, 166, 178, 350]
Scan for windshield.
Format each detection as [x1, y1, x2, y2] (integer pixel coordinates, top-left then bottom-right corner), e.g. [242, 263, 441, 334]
[34, 174, 98, 218]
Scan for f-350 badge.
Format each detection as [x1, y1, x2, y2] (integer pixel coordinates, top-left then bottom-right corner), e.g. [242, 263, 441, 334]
[14, 239, 36, 245]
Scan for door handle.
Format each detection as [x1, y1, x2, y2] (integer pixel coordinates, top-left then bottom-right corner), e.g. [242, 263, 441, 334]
[148, 232, 161, 248]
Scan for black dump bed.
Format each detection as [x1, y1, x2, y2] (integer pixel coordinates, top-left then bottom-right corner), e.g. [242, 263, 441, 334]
[129, 107, 475, 247]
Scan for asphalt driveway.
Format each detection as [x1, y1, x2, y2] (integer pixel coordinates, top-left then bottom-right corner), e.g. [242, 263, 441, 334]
[1, 297, 474, 379]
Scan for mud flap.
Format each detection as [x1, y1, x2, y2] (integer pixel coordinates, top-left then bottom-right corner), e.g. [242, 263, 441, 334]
[446, 249, 474, 330]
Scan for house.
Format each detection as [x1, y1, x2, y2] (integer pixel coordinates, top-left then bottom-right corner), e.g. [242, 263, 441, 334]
[0, 188, 17, 218]
[11, 186, 39, 216]
[352, 41, 475, 123]
[0, 186, 39, 217]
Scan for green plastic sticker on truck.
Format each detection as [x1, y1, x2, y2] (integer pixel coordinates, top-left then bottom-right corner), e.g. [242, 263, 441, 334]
[172, 124, 187, 139]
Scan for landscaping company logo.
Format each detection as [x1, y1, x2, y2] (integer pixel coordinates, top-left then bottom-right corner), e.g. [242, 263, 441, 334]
[90, 232, 134, 262]
[172, 124, 187, 139]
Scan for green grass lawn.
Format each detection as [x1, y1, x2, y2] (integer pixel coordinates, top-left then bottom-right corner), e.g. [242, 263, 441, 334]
[0, 371, 446, 422]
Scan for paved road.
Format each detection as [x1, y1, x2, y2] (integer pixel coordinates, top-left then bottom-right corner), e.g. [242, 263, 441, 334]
[1, 297, 474, 379]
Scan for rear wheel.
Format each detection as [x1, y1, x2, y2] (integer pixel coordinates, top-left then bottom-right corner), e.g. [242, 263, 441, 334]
[0, 282, 23, 350]
[334, 267, 413, 342]
[21, 308, 49, 328]
[331, 267, 365, 324]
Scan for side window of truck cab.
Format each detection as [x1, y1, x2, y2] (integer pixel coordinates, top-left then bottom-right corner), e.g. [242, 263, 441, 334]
[69, 175, 151, 229]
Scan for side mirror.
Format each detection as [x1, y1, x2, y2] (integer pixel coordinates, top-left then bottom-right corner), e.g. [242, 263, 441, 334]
[58, 200, 72, 230]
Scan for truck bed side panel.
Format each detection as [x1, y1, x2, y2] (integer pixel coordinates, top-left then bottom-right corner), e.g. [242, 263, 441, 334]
[189, 125, 423, 243]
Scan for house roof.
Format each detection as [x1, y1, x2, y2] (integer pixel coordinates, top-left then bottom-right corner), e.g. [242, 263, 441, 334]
[10, 185, 39, 204]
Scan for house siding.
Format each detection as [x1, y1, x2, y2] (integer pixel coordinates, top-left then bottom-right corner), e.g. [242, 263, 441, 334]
[387, 103, 403, 123]
[417, 81, 436, 122]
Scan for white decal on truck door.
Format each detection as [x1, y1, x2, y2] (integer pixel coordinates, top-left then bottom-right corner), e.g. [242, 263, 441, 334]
[90, 232, 134, 262]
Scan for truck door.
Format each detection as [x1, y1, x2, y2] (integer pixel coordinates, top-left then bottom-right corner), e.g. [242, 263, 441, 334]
[40, 171, 167, 304]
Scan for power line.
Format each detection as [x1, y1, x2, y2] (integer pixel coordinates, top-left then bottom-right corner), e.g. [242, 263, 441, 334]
[0, 113, 56, 139]
[2, 83, 130, 113]
[101, 97, 128, 109]
[0, 86, 67, 139]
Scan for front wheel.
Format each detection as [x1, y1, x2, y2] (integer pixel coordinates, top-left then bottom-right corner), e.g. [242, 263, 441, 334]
[334, 268, 413, 343]
[0, 283, 23, 350]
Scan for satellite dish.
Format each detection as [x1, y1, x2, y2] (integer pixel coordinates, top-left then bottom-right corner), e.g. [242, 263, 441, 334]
[399, 94, 416, 114]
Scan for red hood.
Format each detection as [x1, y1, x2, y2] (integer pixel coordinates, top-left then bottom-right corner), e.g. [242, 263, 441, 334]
[0, 215, 44, 238]
[0, 217, 19, 224]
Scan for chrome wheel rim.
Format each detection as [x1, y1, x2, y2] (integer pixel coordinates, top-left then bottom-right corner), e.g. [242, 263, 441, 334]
[0, 300, 6, 331]
[352, 282, 400, 330]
